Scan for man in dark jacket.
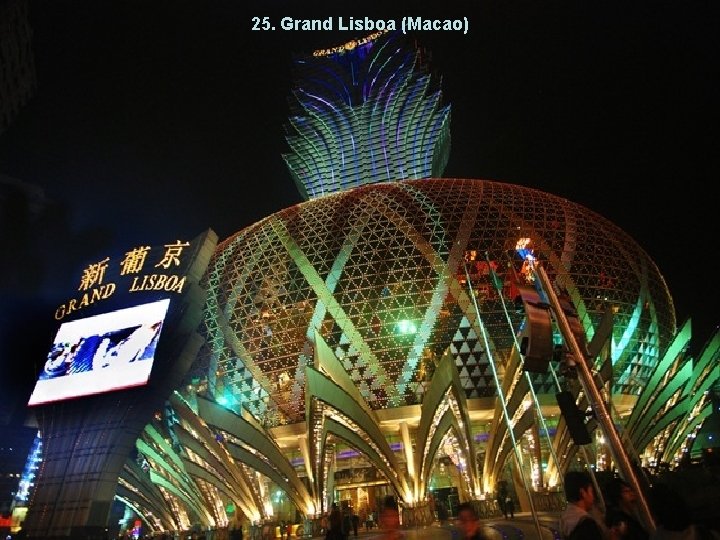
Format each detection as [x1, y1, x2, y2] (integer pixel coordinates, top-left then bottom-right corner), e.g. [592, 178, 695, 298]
[604, 478, 648, 540]
[559, 470, 605, 540]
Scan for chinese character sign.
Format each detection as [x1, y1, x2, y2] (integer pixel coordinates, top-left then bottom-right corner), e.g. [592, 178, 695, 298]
[57, 239, 193, 321]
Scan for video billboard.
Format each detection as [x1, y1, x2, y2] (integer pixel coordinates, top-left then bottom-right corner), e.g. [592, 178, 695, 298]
[28, 298, 171, 406]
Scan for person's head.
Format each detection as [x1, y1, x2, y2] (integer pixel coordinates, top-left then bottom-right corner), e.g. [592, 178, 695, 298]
[605, 477, 637, 510]
[456, 502, 480, 538]
[605, 507, 628, 537]
[380, 496, 399, 531]
[564, 470, 595, 510]
[649, 483, 691, 531]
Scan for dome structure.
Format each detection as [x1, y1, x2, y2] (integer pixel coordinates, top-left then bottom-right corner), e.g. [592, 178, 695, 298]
[199, 178, 675, 426]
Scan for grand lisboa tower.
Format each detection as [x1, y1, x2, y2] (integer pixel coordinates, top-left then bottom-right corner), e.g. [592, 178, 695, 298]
[120, 31, 719, 534]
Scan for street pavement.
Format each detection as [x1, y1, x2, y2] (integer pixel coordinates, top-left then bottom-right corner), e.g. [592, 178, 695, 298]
[312, 512, 561, 540]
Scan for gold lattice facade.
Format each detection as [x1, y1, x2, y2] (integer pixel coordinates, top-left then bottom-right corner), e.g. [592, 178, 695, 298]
[199, 178, 675, 425]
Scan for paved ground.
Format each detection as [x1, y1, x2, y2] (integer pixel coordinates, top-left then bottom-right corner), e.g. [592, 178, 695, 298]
[311, 512, 561, 540]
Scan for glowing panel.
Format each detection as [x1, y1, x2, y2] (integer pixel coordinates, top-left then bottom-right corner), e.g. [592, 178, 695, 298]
[28, 298, 170, 405]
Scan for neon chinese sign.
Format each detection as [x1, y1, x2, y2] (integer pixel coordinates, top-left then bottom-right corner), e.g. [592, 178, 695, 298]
[55, 240, 192, 320]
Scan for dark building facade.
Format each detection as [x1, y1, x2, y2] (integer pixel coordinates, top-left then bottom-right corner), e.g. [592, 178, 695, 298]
[0, 0, 36, 136]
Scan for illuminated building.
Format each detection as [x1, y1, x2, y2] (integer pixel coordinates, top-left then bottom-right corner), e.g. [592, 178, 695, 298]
[21, 233, 219, 539]
[19, 33, 720, 538]
[121, 179, 717, 535]
[283, 31, 450, 200]
[13, 431, 41, 506]
[0, 425, 37, 535]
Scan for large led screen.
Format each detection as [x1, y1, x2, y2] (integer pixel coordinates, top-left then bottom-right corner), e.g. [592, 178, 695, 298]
[28, 298, 171, 406]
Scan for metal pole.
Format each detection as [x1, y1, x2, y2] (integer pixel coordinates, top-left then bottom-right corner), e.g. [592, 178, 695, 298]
[464, 264, 546, 540]
[547, 362, 607, 513]
[535, 265, 656, 534]
[495, 278, 565, 493]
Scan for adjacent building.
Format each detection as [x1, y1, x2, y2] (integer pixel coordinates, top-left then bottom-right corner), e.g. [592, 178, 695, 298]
[0, 425, 37, 535]
[0, 0, 36, 136]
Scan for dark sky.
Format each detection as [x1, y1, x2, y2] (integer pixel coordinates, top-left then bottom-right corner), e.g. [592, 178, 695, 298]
[0, 0, 717, 419]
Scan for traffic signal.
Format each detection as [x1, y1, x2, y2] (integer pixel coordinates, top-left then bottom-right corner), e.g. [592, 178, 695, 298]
[556, 390, 592, 445]
[515, 284, 553, 373]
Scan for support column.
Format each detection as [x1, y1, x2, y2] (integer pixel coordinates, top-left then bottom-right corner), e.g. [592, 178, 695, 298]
[298, 435, 315, 486]
[257, 472, 272, 518]
[399, 422, 416, 501]
[324, 444, 336, 512]
[530, 411, 544, 490]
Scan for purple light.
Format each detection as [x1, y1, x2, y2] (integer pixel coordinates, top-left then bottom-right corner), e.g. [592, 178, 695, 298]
[337, 449, 360, 459]
[336, 442, 404, 460]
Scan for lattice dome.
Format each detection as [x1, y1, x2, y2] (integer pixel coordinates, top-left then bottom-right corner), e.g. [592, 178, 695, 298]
[197, 179, 675, 427]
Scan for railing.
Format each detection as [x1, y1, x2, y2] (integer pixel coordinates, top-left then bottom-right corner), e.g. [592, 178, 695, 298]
[530, 491, 566, 512]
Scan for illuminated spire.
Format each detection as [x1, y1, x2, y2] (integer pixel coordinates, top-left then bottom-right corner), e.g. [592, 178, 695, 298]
[283, 31, 451, 200]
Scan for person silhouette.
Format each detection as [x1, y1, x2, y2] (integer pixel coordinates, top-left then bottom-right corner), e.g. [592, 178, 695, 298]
[648, 483, 720, 539]
[504, 495, 515, 519]
[379, 496, 403, 540]
[456, 502, 488, 539]
[326, 504, 344, 540]
[560, 470, 604, 540]
[604, 478, 648, 540]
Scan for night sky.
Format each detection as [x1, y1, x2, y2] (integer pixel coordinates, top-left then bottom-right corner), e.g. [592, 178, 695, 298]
[0, 0, 717, 420]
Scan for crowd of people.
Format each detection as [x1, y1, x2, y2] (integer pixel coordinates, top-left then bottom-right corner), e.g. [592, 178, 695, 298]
[560, 470, 719, 540]
[224, 472, 718, 540]
[322, 471, 718, 540]
[323, 501, 377, 539]
[321, 495, 491, 540]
